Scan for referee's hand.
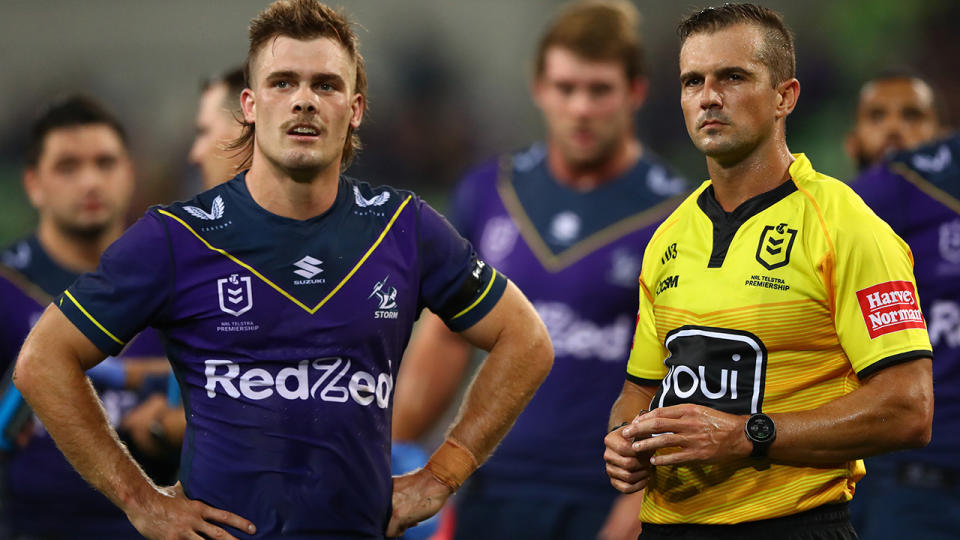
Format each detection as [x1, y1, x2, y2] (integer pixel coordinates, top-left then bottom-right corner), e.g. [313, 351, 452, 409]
[625, 404, 751, 466]
[604, 414, 653, 493]
[125, 482, 256, 540]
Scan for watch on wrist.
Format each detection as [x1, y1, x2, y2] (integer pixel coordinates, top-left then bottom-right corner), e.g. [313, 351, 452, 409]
[744, 413, 776, 457]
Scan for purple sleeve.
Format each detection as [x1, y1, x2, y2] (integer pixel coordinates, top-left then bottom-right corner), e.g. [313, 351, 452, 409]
[55, 212, 174, 356]
[417, 199, 506, 332]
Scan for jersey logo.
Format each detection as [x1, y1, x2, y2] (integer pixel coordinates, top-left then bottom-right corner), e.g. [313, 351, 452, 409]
[654, 326, 768, 415]
[370, 275, 399, 319]
[911, 144, 952, 174]
[856, 281, 925, 339]
[217, 273, 253, 317]
[293, 256, 323, 279]
[756, 223, 797, 270]
[939, 219, 960, 264]
[354, 186, 391, 207]
[1, 241, 31, 269]
[184, 195, 225, 220]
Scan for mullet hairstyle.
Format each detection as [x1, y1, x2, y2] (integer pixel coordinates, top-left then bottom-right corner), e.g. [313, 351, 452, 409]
[535, 0, 646, 81]
[26, 94, 128, 167]
[677, 3, 795, 87]
[228, 0, 367, 171]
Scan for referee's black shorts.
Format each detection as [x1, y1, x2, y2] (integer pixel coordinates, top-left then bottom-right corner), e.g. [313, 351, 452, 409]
[639, 503, 858, 540]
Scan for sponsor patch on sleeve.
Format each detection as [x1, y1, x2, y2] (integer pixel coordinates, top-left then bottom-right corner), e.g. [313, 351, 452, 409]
[856, 281, 926, 339]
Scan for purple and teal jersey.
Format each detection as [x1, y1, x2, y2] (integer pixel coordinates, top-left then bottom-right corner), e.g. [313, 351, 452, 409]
[0, 236, 166, 539]
[450, 143, 686, 502]
[56, 172, 506, 539]
[853, 133, 960, 468]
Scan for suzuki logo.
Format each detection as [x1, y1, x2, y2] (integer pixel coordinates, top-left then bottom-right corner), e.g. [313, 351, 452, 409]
[293, 256, 323, 279]
[217, 274, 253, 317]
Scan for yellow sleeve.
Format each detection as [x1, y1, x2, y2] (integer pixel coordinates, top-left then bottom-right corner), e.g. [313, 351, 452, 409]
[830, 206, 932, 378]
[626, 276, 668, 384]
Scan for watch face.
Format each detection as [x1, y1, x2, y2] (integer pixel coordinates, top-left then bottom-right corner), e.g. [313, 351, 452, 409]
[748, 416, 774, 441]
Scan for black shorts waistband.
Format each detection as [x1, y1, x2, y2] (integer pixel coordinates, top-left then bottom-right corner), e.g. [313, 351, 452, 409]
[642, 503, 851, 537]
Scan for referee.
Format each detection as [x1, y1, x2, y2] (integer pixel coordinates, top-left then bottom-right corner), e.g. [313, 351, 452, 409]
[603, 4, 933, 539]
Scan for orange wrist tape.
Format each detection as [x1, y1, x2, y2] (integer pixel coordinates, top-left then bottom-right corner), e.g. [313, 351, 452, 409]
[424, 438, 479, 492]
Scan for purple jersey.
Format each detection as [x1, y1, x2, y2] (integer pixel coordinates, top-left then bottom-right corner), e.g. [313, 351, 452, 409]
[57, 173, 506, 539]
[0, 237, 166, 539]
[450, 144, 686, 502]
[853, 134, 960, 468]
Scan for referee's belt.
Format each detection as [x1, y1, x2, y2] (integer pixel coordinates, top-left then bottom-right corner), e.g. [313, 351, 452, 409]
[897, 461, 958, 489]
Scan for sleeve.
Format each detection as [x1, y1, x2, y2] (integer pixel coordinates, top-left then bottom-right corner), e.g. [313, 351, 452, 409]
[831, 203, 933, 379]
[416, 198, 507, 333]
[625, 275, 668, 386]
[55, 212, 174, 357]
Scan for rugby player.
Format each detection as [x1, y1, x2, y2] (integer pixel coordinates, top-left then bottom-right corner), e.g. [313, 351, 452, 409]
[603, 4, 933, 538]
[851, 135, 960, 538]
[392, 2, 686, 539]
[13, 1, 553, 539]
[846, 70, 941, 171]
[0, 95, 172, 539]
[190, 66, 247, 190]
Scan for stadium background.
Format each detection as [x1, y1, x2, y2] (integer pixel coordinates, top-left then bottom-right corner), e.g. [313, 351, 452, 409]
[0, 0, 957, 246]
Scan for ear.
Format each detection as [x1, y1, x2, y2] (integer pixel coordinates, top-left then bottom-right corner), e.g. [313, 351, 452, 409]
[629, 77, 649, 110]
[775, 78, 800, 119]
[349, 92, 365, 129]
[240, 88, 256, 124]
[23, 167, 43, 208]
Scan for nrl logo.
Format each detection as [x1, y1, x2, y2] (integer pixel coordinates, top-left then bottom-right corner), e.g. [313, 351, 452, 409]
[756, 223, 797, 271]
[354, 186, 390, 208]
[184, 195, 225, 221]
[217, 273, 253, 317]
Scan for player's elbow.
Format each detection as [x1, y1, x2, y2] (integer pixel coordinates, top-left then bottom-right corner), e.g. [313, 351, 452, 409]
[13, 335, 45, 399]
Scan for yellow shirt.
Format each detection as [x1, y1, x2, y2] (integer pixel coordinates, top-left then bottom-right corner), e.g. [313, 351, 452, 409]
[627, 154, 932, 524]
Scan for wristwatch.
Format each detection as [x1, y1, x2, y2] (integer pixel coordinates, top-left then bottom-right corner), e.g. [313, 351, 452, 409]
[744, 413, 776, 457]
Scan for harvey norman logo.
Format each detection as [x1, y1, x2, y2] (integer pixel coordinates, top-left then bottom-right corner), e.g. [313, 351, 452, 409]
[856, 281, 926, 339]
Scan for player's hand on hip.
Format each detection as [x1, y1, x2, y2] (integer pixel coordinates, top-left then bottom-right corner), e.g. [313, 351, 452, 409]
[125, 482, 256, 540]
[386, 468, 453, 538]
[624, 404, 751, 466]
[604, 413, 653, 493]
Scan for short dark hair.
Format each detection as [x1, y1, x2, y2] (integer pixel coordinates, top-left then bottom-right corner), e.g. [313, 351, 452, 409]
[678, 3, 795, 87]
[230, 0, 366, 171]
[25, 94, 128, 167]
[535, 0, 645, 81]
[202, 66, 246, 115]
[859, 67, 943, 125]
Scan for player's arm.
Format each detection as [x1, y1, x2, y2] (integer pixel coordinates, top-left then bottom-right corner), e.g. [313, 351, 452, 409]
[626, 358, 932, 466]
[392, 311, 472, 442]
[387, 280, 553, 536]
[14, 306, 256, 540]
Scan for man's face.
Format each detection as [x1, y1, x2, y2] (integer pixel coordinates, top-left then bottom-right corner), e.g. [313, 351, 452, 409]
[241, 36, 363, 177]
[533, 47, 644, 169]
[25, 124, 134, 238]
[679, 24, 785, 165]
[190, 83, 245, 189]
[848, 78, 939, 168]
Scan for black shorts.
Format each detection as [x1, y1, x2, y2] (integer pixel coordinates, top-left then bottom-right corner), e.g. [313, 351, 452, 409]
[639, 503, 858, 540]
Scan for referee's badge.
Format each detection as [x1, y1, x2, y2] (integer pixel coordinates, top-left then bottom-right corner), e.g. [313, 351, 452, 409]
[756, 223, 797, 271]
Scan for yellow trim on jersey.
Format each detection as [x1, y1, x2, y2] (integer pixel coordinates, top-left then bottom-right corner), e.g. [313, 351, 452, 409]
[156, 194, 413, 314]
[889, 162, 960, 214]
[496, 155, 684, 272]
[450, 269, 499, 320]
[63, 290, 125, 345]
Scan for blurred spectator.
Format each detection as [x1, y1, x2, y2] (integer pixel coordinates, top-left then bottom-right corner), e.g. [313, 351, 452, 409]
[189, 67, 248, 190]
[392, 2, 686, 539]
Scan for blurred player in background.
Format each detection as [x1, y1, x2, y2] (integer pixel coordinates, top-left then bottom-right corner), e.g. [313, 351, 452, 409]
[852, 132, 959, 539]
[14, 1, 553, 538]
[0, 94, 174, 539]
[604, 4, 933, 538]
[392, 2, 686, 539]
[846, 69, 941, 171]
[189, 66, 247, 190]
